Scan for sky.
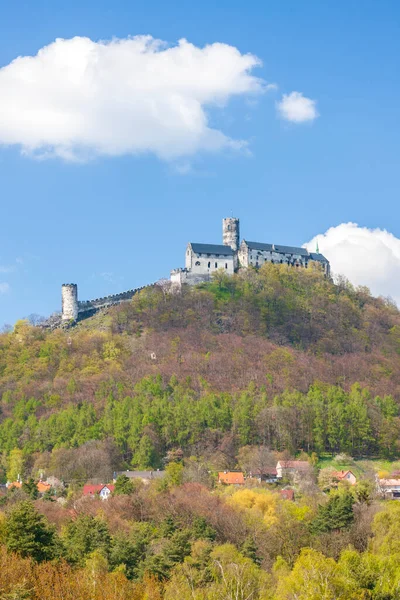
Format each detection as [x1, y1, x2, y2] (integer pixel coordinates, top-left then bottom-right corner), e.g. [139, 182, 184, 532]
[1, 1, 400, 325]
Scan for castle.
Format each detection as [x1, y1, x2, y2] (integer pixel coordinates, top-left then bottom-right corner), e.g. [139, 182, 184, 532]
[58, 217, 329, 324]
[170, 217, 329, 286]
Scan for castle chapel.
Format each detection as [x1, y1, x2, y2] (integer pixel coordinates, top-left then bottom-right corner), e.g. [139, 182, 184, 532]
[170, 217, 329, 286]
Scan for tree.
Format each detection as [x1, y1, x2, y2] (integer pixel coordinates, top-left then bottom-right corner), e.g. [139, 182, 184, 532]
[114, 474, 136, 495]
[132, 435, 158, 469]
[6, 449, 24, 483]
[62, 515, 110, 565]
[5, 501, 58, 562]
[22, 478, 38, 500]
[165, 462, 184, 487]
[310, 491, 354, 535]
[275, 548, 357, 600]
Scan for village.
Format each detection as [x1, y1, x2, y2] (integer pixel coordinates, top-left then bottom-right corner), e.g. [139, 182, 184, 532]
[3, 458, 400, 503]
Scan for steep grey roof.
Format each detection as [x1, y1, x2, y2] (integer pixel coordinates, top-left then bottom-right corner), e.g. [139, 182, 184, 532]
[244, 241, 273, 252]
[244, 241, 309, 257]
[309, 252, 328, 263]
[115, 470, 165, 480]
[273, 244, 309, 256]
[190, 243, 234, 256]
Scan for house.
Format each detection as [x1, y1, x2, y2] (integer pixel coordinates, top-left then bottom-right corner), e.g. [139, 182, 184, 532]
[37, 480, 52, 494]
[218, 471, 245, 486]
[276, 461, 310, 479]
[113, 470, 165, 484]
[249, 469, 278, 483]
[378, 479, 400, 499]
[6, 481, 22, 490]
[82, 484, 115, 500]
[280, 489, 295, 501]
[331, 470, 357, 485]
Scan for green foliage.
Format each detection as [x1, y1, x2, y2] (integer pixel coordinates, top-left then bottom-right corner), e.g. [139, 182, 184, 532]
[5, 501, 58, 562]
[62, 515, 111, 565]
[114, 474, 136, 495]
[132, 435, 159, 469]
[165, 462, 184, 488]
[310, 491, 354, 535]
[21, 478, 38, 500]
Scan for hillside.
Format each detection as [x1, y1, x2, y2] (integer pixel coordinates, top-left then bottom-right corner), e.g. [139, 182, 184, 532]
[2, 263, 400, 599]
[1, 263, 400, 479]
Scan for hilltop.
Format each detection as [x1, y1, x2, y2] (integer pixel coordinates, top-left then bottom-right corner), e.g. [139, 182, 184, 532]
[1, 263, 400, 480]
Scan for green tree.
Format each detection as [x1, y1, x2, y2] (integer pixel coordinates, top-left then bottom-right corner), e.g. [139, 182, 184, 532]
[114, 474, 135, 495]
[62, 515, 110, 565]
[5, 501, 58, 562]
[132, 434, 157, 469]
[165, 462, 184, 487]
[310, 491, 354, 535]
[21, 478, 38, 500]
[6, 449, 24, 482]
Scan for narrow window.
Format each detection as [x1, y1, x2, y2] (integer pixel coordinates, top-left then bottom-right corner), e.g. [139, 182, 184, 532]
[225, 263, 228, 269]
[215, 262, 218, 268]
[208, 261, 211, 268]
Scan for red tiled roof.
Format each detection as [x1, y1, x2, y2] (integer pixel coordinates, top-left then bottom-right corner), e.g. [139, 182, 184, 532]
[83, 484, 115, 495]
[331, 470, 355, 480]
[37, 481, 51, 493]
[7, 481, 22, 489]
[280, 489, 295, 501]
[218, 472, 245, 485]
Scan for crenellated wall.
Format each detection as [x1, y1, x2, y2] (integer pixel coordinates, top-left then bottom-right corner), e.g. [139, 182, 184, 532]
[77, 286, 149, 316]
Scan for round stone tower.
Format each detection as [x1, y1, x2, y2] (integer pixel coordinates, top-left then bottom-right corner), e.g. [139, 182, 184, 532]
[62, 284, 78, 322]
[222, 217, 240, 251]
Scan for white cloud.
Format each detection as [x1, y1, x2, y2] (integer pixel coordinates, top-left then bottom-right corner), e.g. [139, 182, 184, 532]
[305, 223, 400, 304]
[0, 35, 266, 162]
[0, 283, 10, 294]
[277, 91, 318, 123]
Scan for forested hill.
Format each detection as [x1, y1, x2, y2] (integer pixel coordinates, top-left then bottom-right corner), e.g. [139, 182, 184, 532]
[1, 262, 400, 478]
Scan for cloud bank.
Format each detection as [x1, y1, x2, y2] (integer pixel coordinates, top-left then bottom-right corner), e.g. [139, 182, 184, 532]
[0, 35, 267, 161]
[0, 283, 10, 295]
[277, 91, 318, 123]
[305, 223, 400, 304]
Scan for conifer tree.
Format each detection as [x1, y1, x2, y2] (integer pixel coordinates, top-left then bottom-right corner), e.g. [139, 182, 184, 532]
[5, 501, 58, 562]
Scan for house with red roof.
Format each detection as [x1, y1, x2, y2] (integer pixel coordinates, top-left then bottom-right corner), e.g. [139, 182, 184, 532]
[331, 470, 357, 485]
[218, 472, 245, 486]
[82, 483, 115, 500]
[280, 489, 295, 501]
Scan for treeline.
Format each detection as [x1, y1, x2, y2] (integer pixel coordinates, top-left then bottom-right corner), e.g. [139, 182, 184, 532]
[1, 377, 399, 480]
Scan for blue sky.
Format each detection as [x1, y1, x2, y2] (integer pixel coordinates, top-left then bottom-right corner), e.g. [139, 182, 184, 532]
[1, 1, 400, 325]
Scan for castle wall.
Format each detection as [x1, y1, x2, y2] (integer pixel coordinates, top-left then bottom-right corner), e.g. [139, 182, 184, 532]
[77, 286, 148, 316]
[170, 269, 213, 286]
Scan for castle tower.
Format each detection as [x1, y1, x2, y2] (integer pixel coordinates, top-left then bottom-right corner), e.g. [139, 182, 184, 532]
[62, 284, 78, 322]
[222, 217, 240, 252]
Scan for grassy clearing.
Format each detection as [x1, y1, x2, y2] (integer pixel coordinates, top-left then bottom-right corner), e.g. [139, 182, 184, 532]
[317, 455, 400, 477]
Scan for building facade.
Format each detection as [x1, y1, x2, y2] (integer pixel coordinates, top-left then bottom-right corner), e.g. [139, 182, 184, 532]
[171, 217, 330, 286]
